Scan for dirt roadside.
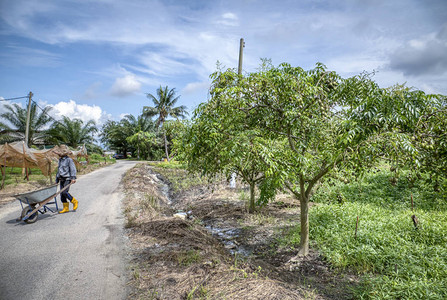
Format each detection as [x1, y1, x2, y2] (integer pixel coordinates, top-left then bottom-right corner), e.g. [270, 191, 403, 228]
[123, 163, 358, 300]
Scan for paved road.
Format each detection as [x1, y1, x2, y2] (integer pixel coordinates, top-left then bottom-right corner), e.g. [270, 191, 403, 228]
[0, 160, 137, 300]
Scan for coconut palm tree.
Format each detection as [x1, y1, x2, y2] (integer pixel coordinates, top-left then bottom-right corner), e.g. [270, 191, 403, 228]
[100, 113, 158, 157]
[143, 86, 187, 161]
[119, 114, 158, 158]
[0, 102, 53, 145]
[47, 116, 97, 148]
[120, 114, 156, 135]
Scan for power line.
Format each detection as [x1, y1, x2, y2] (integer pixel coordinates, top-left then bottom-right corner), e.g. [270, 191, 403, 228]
[0, 95, 29, 102]
[32, 99, 63, 126]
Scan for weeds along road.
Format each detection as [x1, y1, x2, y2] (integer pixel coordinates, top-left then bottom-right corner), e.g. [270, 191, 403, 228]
[0, 160, 137, 300]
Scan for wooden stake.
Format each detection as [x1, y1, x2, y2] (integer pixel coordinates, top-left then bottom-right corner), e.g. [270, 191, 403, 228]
[411, 193, 414, 211]
[1, 165, 5, 189]
[355, 215, 359, 239]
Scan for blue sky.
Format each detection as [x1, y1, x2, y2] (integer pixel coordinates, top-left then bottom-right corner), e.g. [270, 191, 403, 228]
[1, 0, 446, 128]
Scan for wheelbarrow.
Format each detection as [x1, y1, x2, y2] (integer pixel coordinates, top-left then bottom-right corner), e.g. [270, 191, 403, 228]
[14, 183, 72, 224]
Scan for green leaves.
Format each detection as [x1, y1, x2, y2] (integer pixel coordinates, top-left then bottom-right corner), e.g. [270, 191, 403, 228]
[48, 116, 97, 148]
[0, 102, 53, 145]
[301, 168, 447, 299]
[181, 59, 446, 254]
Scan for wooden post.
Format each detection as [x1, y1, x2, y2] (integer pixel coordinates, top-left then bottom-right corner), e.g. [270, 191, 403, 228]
[411, 193, 414, 211]
[24, 91, 33, 147]
[1, 165, 5, 189]
[22, 141, 29, 181]
[355, 215, 359, 239]
[48, 160, 52, 184]
[1, 153, 6, 189]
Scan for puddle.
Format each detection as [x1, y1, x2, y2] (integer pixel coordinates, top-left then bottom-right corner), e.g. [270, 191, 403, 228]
[153, 173, 172, 205]
[160, 182, 171, 204]
[204, 223, 252, 256]
[151, 168, 251, 256]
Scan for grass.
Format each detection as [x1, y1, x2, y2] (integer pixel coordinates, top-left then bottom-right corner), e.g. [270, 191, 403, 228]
[1, 153, 115, 189]
[84, 153, 116, 164]
[177, 249, 202, 266]
[148, 160, 209, 193]
[1, 166, 51, 187]
[282, 167, 447, 299]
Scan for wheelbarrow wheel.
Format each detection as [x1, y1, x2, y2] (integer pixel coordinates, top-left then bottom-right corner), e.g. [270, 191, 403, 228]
[21, 205, 38, 224]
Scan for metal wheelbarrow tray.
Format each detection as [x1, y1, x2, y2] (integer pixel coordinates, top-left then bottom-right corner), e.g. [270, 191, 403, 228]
[14, 183, 71, 224]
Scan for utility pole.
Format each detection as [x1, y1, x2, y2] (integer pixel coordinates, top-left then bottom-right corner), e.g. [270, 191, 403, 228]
[230, 38, 245, 189]
[24, 91, 33, 147]
[238, 38, 245, 75]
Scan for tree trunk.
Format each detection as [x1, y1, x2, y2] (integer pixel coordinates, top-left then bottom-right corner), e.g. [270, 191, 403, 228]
[297, 194, 310, 256]
[163, 131, 170, 162]
[137, 134, 140, 159]
[249, 181, 255, 213]
[1, 165, 5, 189]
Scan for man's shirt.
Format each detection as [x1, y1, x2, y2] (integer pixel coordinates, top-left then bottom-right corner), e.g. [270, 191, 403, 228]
[56, 156, 77, 180]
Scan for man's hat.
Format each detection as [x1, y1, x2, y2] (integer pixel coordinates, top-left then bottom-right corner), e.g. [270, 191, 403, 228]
[53, 144, 72, 157]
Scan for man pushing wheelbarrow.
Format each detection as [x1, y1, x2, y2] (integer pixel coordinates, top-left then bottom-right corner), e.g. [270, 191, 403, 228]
[54, 145, 78, 213]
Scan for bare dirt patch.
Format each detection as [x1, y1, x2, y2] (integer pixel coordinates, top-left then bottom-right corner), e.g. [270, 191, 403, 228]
[124, 163, 358, 299]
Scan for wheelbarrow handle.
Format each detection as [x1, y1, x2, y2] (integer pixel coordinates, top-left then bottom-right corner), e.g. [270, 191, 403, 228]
[25, 183, 74, 218]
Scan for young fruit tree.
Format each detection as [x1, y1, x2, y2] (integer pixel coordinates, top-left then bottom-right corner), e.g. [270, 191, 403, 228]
[200, 62, 433, 256]
[407, 92, 446, 190]
[178, 71, 268, 212]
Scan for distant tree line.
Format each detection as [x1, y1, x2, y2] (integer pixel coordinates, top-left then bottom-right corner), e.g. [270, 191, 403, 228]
[100, 86, 187, 160]
[0, 86, 188, 161]
[0, 102, 98, 152]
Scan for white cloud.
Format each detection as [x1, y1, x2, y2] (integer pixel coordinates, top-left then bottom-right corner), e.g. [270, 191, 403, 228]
[217, 12, 239, 26]
[137, 52, 193, 77]
[1, 0, 447, 101]
[50, 100, 110, 125]
[0, 0, 243, 79]
[119, 113, 130, 119]
[182, 81, 210, 95]
[110, 74, 142, 97]
[326, 54, 386, 76]
[0, 100, 23, 115]
[223, 12, 237, 20]
[388, 25, 447, 76]
[82, 82, 103, 100]
[418, 83, 438, 94]
[0, 45, 61, 67]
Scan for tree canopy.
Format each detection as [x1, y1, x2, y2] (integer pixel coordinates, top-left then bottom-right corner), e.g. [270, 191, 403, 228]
[0, 102, 53, 146]
[100, 113, 163, 160]
[47, 116, 97, 148]
[143, 86, 188, 161]
[181, 62, 445, 256]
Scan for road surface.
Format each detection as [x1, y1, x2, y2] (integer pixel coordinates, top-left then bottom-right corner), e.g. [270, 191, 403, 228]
[0, 160, 137, 300]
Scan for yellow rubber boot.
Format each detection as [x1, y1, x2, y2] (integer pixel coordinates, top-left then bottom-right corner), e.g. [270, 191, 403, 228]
[71, 197, 78, 211]
[59, 203, 69, 214]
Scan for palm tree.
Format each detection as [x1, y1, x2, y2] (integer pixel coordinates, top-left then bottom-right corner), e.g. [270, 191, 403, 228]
[100, 114, 157, 157]
[0, 102, 53, 145]
[143, 86, 187, 161]
[120, 114, 157, 158]
[120, 114, 155, 135]
[47, 116, 97, 148]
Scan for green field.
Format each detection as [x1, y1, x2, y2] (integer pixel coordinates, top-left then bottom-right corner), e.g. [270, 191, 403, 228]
[284, 168, 447, 299]
[1, 153, 116, 188]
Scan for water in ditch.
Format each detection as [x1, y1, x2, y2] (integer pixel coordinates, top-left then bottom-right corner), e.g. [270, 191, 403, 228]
[155, 171, 251, 257]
